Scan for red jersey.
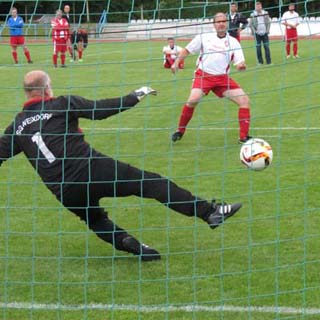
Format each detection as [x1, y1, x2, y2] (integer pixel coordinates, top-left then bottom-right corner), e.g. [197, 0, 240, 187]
[51, 17, 69, 41]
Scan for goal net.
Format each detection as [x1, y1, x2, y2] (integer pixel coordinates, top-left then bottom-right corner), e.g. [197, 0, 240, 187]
[0, 0, 319, 319]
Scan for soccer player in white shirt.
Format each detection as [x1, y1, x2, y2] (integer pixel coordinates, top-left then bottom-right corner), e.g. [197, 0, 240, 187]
[163, 37, 184, 69]
[282, 3, 300, 58]
[171, 13, 251, 144]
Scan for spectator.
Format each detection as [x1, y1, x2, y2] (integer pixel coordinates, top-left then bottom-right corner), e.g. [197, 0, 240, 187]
[250, 2, 272, 65]
[227, 2, 248, 42]
[63, 4, 74, 60]
[62, 4, 71, 24]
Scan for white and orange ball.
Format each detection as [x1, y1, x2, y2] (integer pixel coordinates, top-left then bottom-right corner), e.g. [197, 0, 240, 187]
[240, 138, 273, 171]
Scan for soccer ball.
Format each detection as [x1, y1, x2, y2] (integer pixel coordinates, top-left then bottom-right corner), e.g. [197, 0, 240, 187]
[240, 138, 273, 171]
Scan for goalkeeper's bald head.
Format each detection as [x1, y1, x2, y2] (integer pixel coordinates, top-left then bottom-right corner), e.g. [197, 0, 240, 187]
[23, 70, 53, 99]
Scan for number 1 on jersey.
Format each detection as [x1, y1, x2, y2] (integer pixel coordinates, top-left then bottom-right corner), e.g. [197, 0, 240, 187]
[32, 132, 56, 163]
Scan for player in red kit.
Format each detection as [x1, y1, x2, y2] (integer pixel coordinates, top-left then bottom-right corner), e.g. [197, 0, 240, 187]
[282, 3, 300, 59]
[171, 13, 251, 144]
[51, 10, 69, 68]
[162, 38, 184, 69]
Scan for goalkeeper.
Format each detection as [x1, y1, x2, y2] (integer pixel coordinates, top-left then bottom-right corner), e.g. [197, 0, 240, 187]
[0, 70, 242, 261]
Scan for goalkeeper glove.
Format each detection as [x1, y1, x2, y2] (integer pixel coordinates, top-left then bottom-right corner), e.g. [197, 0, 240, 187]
[133, 87, 157, 101]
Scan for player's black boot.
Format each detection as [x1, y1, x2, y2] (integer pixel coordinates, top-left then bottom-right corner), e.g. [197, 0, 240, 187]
[206, 200, 242, 229]
[238, 136, 252, 144]
[122, 236, 161, 261]
[171, 131, 184, 142]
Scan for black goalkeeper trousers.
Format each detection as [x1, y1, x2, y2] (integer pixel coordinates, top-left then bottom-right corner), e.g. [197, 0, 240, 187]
[59, 157, 212, 250]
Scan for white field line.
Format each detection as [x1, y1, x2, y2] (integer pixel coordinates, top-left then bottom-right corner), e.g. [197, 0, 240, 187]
[0, 302, 320, 315]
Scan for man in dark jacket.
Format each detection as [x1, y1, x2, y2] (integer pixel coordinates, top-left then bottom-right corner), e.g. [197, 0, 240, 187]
[227, 2, 248, 42]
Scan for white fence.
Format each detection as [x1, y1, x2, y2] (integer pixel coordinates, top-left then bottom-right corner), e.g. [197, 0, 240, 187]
[101, 17, 320, 40]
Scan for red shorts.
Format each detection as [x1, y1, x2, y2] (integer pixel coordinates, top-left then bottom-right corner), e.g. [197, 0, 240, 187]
[10, 36, 25, 46]
[285, 28, 298, 41]
[163, 55, 184, 69]
[53, 40, 67, 53]
[192, 69, 241, 97]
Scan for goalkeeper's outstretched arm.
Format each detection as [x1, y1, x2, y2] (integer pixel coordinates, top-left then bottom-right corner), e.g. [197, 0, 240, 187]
[22, 70, 157, 121]
[69, 87, 157, 120]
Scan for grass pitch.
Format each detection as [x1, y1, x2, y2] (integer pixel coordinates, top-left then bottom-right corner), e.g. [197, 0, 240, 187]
[0, 37, 319, 319]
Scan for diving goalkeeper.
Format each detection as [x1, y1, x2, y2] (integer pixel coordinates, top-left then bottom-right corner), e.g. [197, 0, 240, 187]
[0, 70, 242, 261]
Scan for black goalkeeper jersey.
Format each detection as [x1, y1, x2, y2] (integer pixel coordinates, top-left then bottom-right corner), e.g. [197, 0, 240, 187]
[0, 94, 138, 196]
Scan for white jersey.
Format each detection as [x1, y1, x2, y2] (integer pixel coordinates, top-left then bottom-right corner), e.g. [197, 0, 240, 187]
[186, 32, 244, 75]
[162, 44, 182, 61]
[282, 11, 300, 28]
